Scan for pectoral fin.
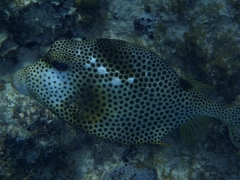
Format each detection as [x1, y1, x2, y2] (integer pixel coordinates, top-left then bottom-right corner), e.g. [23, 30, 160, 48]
[181, 73, 213, 94]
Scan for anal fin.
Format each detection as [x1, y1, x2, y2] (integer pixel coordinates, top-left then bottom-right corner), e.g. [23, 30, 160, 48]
[229, 125, 240, 148]
[180, 116, 214, 145]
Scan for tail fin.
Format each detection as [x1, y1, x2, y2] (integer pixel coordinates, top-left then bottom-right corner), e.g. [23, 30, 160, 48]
[229, 125, 240, 148]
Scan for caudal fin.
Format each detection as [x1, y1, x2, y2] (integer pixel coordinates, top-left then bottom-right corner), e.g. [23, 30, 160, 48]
[229, 125, 240, 148]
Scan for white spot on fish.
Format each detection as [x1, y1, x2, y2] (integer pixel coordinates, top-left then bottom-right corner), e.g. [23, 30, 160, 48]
[111, 77, 121, 86]
[84, 63, 91, 69]
[127, 77, 134, 84]
[97, 66, 108, 75]
[90, 57, 96, 64]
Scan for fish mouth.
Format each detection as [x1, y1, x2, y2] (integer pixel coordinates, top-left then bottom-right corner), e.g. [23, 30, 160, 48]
[11, 71, 30, 96]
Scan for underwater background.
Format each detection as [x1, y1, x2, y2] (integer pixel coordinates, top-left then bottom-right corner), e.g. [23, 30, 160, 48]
[0, 0, 240, 179]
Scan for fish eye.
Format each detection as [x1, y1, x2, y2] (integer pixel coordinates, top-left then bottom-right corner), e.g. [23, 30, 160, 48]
[51, 61, 68, 71]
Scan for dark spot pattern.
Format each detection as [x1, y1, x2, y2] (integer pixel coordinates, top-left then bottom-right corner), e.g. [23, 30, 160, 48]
[14, 39, 240, 145]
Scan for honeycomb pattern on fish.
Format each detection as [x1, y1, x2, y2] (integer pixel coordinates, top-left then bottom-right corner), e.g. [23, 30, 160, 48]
[13, 39, 240, 146]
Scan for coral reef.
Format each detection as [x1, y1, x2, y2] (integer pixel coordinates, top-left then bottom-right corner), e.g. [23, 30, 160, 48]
[74, 0, 101, 15]
[134, 0, 240, 102]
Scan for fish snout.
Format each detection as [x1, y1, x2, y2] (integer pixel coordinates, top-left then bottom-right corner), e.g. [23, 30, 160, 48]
[12, 71, 30, 96]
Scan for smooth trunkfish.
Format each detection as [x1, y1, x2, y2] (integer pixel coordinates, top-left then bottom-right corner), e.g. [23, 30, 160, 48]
[12, 38, 240, 147]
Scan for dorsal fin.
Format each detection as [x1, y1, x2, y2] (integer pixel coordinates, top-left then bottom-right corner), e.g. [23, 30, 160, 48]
[180, 116, 214, 145]
[180, 73, 213, 94]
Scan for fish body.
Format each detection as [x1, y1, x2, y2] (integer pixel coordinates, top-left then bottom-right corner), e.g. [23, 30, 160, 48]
[12, 39, 240, 146]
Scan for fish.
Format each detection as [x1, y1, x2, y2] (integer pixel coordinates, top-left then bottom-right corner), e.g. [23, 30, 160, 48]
[12, 38, 240, 147]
